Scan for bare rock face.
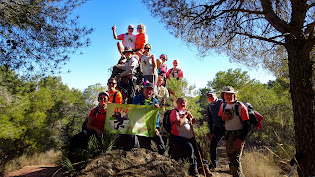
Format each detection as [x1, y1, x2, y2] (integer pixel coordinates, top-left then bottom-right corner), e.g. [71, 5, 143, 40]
[77, 148, 188, 177]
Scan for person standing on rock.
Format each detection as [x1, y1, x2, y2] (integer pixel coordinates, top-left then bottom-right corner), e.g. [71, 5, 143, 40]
[169, 97, 212, 177]
[132, 82, 166, 155]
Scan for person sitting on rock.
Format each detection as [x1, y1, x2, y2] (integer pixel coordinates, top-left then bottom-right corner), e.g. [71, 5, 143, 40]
[166, 59, 184, 80]
[140, 44, 157, 85]
[106, 78, 123, 104]
[112, 24, 136, 60]
[113, 46, 140, 104]
[134, 24, 148, 58]
[156, 75, 169, 107]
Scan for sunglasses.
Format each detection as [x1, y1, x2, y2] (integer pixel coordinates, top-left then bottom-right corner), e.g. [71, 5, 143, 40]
[128, 28, 134, 30]
[108, 82, 117, 85]
[99, 97, 107, 100]
[144, 47, 150, 49]
[137, 28, 143, 30]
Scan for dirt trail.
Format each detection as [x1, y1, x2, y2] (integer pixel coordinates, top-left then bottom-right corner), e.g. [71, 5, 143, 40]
[210, 140, 232, 177]
[4, 165, 63, 177]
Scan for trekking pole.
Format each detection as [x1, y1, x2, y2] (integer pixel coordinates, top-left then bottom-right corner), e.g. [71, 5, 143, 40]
[189, 117, 206, 177]
[288, 152, 304, 177]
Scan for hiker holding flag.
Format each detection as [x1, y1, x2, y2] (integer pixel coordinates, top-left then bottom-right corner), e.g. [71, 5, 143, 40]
[218, 86, 250, 177]
[132, 82, 166, 155]
[169, 97, 212, 177]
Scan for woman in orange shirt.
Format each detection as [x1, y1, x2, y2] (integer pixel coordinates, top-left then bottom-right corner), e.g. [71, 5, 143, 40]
[135, 24, 148, 58]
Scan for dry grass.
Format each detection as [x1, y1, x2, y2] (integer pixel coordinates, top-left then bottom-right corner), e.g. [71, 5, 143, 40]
[242, 150, 295, 177]
[4, 149, 62, 173]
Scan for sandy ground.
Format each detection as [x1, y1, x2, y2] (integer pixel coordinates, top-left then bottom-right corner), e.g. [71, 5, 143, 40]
[4, 165, 63, 177]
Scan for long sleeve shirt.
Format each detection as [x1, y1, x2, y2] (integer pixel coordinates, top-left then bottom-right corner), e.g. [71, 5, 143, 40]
[206, 99, 224, 134]
[116, 55, 139, 77]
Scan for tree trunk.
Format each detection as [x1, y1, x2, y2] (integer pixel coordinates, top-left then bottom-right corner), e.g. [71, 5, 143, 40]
[286, 37, 315, 176]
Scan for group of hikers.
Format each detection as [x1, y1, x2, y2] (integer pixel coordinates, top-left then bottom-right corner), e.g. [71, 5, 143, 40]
[111, 23, 184, 104]
[68, 24, 263, 177]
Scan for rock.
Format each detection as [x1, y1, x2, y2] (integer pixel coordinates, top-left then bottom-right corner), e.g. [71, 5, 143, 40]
[77, 148, 188, 177]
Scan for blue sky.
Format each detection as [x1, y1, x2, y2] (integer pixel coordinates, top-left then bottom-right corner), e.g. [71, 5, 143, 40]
[60, 0, 276, 92]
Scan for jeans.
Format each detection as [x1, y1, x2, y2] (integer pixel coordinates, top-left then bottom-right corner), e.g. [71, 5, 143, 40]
[210, 126, 225, 167]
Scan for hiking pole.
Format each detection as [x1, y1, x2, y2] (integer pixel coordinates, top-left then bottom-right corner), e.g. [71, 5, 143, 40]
[288, 152, 304, 177]
[189, 117, 206, 177]
[287, 163, 296, 177]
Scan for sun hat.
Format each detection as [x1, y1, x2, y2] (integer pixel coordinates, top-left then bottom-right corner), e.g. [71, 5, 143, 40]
[98, 92, 109, 100]
[123, 46, 134, 54]
[221, 86, 238, 93]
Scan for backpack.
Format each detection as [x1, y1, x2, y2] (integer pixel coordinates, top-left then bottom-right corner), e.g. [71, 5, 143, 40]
[82, 106, 99, 133]
[222, 101, 263, 130]
[163, 109, 179, 134]
[108, 90, 119, 103]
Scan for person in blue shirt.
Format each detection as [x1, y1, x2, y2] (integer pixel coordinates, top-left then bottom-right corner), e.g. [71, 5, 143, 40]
[206, 91, 225, 169]
[133, 82, 165, 155]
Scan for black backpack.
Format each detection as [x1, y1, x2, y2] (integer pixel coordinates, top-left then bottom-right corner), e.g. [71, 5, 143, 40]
[222, 101, 258, 127]
[163, 108, 178, 134]
[82, 106, 99, 133]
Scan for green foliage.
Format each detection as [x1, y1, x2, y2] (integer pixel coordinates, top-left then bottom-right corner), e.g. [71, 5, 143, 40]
[207, 68, 253, 92]
[200, 68, 294, 150]
[61, 157, 75, 177]
[83, 83, 107, 107]
[166, 77, 201, 119]
[69, 133, 117, 163]
[87, 133, 117, 158]
[0, 68, 90, 167]
[0, 0, 93, 77]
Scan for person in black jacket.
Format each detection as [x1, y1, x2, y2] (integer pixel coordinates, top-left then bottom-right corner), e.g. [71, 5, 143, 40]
[206, 91, 225, 169]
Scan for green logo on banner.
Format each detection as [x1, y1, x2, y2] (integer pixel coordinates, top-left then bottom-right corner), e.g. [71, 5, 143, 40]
[104, 103, 158, 137]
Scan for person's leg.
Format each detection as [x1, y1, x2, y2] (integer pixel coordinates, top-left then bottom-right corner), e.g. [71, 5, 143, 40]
[226, 131, 244, 177]
[226, 131, 234, 174]
[115, 134, 140, 150]
[127, 78, 136, 104]
[153, 133, 166, 155]
[171, 136, 197, 172]
[210, 126, 225, 168]
[117, 42, 124, 57]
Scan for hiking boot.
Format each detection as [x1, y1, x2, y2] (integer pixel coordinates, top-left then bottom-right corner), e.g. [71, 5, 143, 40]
[188, 167, 199, 177]
[209, 163, 216, 169]
[198, 165, 213, 177]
